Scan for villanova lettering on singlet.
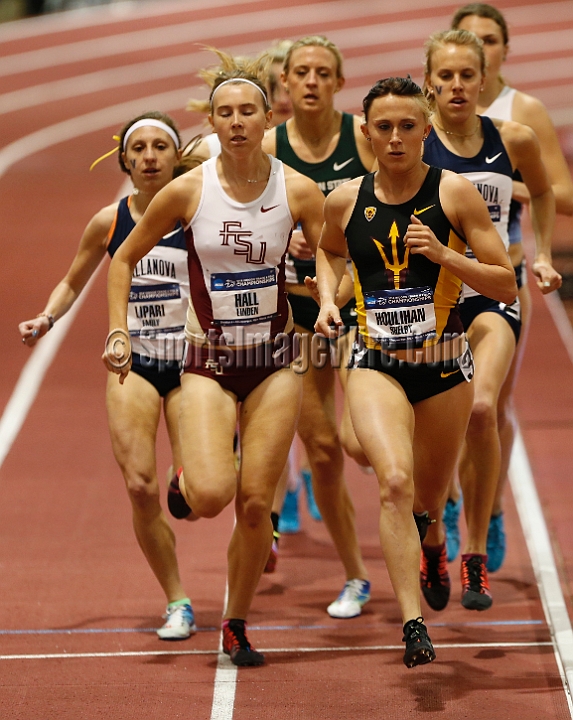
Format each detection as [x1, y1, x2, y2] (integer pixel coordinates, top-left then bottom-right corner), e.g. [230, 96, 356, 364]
[132, 258, 178, 279]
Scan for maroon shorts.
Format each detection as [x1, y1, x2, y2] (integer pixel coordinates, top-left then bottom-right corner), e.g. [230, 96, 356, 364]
[183, 332, 297, 402]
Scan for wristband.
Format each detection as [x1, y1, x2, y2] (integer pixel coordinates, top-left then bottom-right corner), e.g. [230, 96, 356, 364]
[37, 312, 54, 330]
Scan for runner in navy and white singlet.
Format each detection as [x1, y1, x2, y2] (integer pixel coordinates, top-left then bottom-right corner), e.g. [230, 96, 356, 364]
[421, 29, 560, 613]
[19, 112, 197, 641]
[450, 3, 573, 573]
[314, 76, 516, 666]
[104, 59, 325, 667]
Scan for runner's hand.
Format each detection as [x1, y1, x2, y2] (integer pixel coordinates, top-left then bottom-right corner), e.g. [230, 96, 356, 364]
[532, 256, 562, 294]
[102, 328, 132, 384]
[405, 215, 444, 263]
[288, 229, 314, 260]
[19, 316, 50, 347]
[315, 303, 343, 338]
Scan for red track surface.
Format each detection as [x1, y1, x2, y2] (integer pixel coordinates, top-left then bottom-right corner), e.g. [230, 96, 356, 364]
[1, 1, 573, 717]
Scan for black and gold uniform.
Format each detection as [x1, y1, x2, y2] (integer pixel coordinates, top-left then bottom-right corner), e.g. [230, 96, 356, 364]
[275, 112, 370, 331]
[345, 167, 474, 403]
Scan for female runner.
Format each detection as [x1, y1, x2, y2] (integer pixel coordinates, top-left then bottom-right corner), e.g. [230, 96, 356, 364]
[262, 35, 376, 618]
[447, 2, 573, 572]
[421, 29, 560, 611]
[315, 75, 516, 666]
[19, 112, 196, 640]
[103, 64, 325, 666]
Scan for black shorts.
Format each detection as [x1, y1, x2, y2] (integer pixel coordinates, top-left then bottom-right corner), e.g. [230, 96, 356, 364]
[130, 353, 181, 398]
[459, 294, 521, 343]
[348, 339, 474, 405]
[288, 292, 357, 333]
[182, 332, 297, 403]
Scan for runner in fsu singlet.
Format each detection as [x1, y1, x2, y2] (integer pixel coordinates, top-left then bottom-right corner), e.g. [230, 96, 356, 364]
[104, 59, 325, 667]
[314, 76, 516, 667]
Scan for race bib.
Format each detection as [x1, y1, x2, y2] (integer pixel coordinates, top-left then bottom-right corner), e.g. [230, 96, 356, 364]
[459, 341, 475, 382]
[210, 268, 278, 326]
[363, 286, 436, 347]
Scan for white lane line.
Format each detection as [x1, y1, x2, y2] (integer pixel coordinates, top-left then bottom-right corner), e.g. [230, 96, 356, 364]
[0, 273, 98, 468]
[0, 0, 399, 76]
[0, 641, 553, 661]
[510, 431, 573, 715]
[0, 0, 274, 42]
[0, 88, 202, 179]
[3, 8, 571, 80]
[543, 292, 573, 366]
[210, 652, 238, 720]
[210, 553, 236, 720]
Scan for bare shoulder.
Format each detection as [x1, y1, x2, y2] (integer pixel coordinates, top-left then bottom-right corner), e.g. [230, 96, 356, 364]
[262, 127, 277, 156]
[495, 117, 537, 151]
[283, 163, 322, 197]
[167, 164, 204, 196]
[438, 169, 482, 225]
[325, 176, 362, 215]
[511, 90, 552, 128]
[437, 168, 471, 197]
[90, 201, 120, 236]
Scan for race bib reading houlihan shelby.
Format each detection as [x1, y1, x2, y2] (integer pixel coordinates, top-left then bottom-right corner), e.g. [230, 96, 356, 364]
[363, 286, 436, 348]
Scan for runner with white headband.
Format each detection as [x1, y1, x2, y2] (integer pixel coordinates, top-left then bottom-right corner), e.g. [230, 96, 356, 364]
[104, 60, 326, 667]
[20, 111, 197, 642]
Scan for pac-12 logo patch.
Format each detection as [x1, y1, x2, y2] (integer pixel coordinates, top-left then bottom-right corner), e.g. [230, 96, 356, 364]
[364, 206, 377, 222]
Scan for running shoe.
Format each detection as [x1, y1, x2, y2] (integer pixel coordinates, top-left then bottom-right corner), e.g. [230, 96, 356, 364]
[278, 487, 300, 534]
[460, 554, 493, 610]
[327, 579, 371, 619]
[443, 496, 463, 562]
[414, 511, 435, 543]
[157, 603, 196, 640]
[222, 619, 265, 666]
[486, 513, 506, 573]
[420, 543, 451, 611]
[301, 469, 322, 521]
[402, 617, 436, 668]
[264, 532, 280, 574]
[167, 469, 192, 520]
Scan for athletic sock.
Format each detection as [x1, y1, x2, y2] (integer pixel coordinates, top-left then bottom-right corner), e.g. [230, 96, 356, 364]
[167, 597, 191, 610]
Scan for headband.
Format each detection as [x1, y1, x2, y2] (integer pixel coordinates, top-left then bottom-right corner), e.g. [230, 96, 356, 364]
[123, 119, 180, 150]
[210, 79, 268, 108]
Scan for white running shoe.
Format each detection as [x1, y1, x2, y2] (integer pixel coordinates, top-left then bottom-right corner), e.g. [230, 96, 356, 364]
[327, 579, 371, 619]
[157, 603, 196, 640]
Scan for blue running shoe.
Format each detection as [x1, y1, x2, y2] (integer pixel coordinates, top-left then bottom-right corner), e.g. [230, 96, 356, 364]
[443, 497, 463, 562]
[301, 469, 322, 522]
[486, 513, 506, 573]
[278, 487, 300, 534]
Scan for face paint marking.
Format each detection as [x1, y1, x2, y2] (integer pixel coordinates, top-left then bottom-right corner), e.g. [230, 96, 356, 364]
[435, 86, 442, 95]
[130, 159, 136, 169]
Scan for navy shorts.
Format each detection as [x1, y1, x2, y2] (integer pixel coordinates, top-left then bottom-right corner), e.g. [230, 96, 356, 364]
[130, 353, 181, 398]
[459, 294, 521, 343]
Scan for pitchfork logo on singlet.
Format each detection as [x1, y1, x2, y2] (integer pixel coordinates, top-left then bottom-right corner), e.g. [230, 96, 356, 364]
[372, 220, 409, 289]
[219, 220, 267, 264]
